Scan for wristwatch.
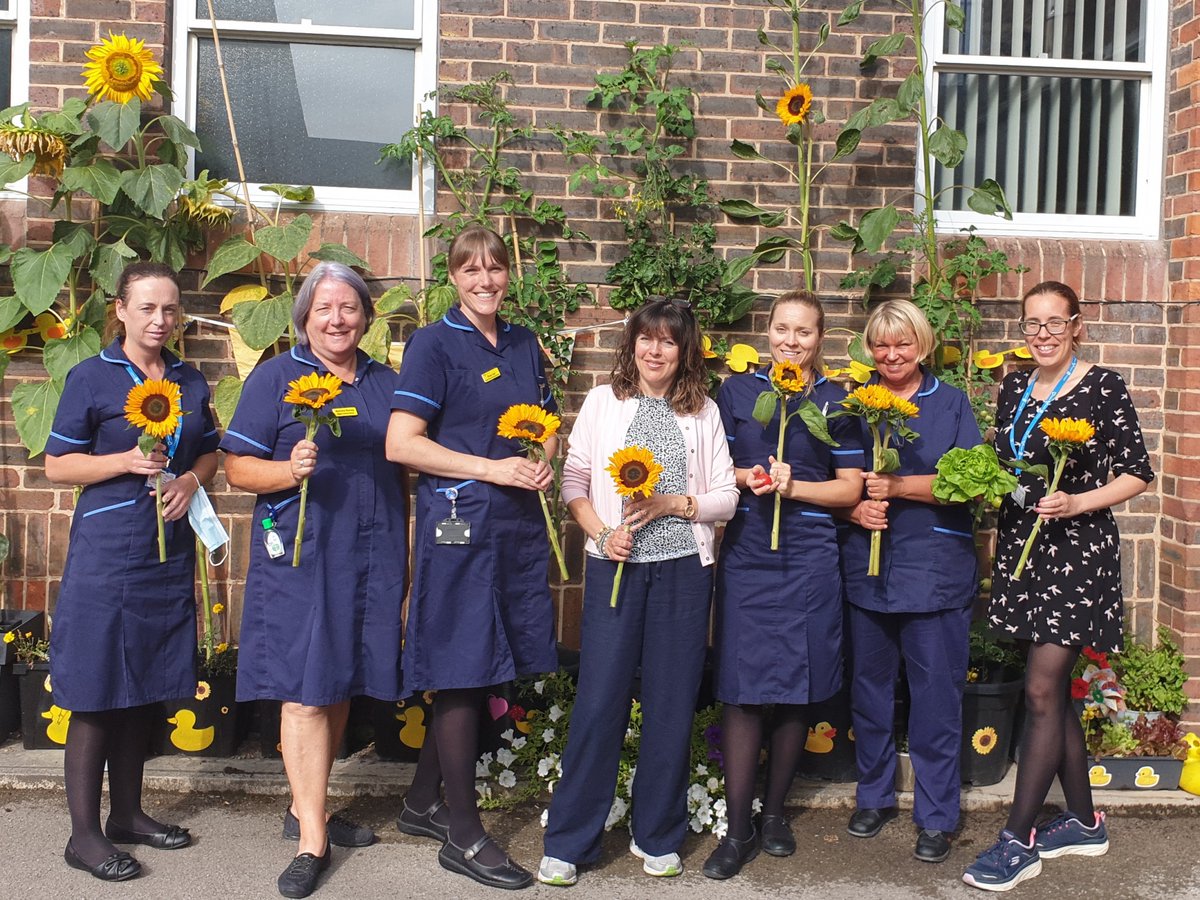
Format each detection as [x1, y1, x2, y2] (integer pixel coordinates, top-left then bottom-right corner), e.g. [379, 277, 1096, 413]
[683, 495, 696, 520]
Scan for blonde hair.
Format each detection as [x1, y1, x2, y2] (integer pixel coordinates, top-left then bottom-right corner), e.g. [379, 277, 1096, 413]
[767, 290, 826, 384]
[864, 299, 935, 360]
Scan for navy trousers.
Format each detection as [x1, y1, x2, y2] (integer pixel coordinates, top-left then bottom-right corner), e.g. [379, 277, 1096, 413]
[848, 603, 971, 832]
[543, 554, 712, 864]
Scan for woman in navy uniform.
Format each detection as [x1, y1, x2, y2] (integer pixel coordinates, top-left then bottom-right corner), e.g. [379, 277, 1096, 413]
[840, 300, 982, 864]
[386, 225, 558, 891]
[45, 262, 219, 881]
[703, 290, 863, 879]
[222, 262, 407, 899]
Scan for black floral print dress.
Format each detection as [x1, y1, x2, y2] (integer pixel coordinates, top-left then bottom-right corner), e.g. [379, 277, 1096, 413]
[988, 366, 1153, 653]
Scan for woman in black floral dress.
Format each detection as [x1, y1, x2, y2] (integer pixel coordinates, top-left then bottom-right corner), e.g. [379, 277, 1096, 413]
[963, 282, 1154, 892]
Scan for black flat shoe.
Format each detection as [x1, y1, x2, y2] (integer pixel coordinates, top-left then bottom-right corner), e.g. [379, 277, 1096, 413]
[105, 819, 192, 850]
[283, 807, 376, 848]
[761, 814, 796, 857]
[847, 807, 898, 838]
[438, 834, 533, 890]
[702, 828, 761, 880]
[396, 798, 449, 843]
[64, 840, 141, 881]
[277, 843, 331, 899]
[914, 828, 952, 863]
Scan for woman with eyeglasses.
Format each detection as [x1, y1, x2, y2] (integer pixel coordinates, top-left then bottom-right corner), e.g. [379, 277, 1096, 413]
[536, 299, 738, 887]
[962, 282, 1154, 892]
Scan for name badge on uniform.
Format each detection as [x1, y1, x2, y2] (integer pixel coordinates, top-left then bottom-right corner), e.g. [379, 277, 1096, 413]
[436, 486, 472, 545]
[332, 406, 359, 417]
[481, 367, 501, 383]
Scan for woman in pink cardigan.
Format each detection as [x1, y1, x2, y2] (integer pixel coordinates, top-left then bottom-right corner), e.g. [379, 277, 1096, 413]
[537, 299, 738, 887]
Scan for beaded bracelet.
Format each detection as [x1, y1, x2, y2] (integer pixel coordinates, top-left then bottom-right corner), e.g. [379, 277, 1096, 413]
[595, 526, 614, 557]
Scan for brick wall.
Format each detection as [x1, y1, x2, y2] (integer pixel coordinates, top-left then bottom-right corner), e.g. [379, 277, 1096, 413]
[0, 1, 1194, 718]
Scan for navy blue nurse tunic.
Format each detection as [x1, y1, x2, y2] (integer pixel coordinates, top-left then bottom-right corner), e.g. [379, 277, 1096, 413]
[391, 307, 558, 692]
[46, 339, 220, 712]
[712, 371, 863, 705]
[220, 346, 407, 706]
[839, 369, 982, 613]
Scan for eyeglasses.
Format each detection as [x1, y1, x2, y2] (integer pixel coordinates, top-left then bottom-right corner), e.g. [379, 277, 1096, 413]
[1018, 314, 1078, 336]
[647, 296, 693, 312]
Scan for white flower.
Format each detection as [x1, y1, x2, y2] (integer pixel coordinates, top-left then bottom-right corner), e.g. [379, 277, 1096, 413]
[713, 798, 727, 817]
[498, 769, 517, 788]
[752, 797, 763, 813]
[689, 814, 704, 832]
[548, 704, 565, 722]
[537, 753, 560, 777]
[475, 781, 492, 799]
[687, 783, 707, 801]
[540, 808, 550, 827]
[496, 747, 516, 767]
[712, 818, 728, 838]
[695, 764, 708, 776]
[475, 760, 492, 778]
[534, 680, 546, 695]
[511, 736, 527, 750]
[604, 796, 628, 831]
[501, 728, 514, 742]
[707, 776, 719, 791]
[542, 727, 555, 743]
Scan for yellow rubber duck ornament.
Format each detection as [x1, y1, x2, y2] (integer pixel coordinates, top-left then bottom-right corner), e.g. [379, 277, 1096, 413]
[167, 708, 215, 753]
[1088, 764, 1113, 787]
[1133, 765, 1160, 788]
[397, 706, 427, 750]
[1179, 733, 1200, 796]
[42, 706, 72, 745]
[724, 343, 760, 373]
[804, 721, 837, 754]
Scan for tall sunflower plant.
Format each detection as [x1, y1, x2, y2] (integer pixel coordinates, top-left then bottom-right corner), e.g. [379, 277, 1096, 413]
[719, 0, 861, 293]
[497, 404, 569, 581]
[1, 34, 234, 457]
[283, 373, 345, 568]
[752, 361, 840, 550]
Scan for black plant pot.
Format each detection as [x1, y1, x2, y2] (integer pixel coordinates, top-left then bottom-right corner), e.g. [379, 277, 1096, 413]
[0, 665, 19, 743]
[960, 678, 1024, 786]
[154, 674, 244, 757]
[798, 686, 859, 782]
[15, 662, 69, 749]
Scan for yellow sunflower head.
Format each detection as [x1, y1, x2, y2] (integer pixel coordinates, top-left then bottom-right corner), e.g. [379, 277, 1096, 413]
[0, 123, 68, 177]
[1040, 417, 1095, 446]
[845, 384, 897, 412]
[216, 642, 229, 654]
[124, 378, 183, 439]
[606, 446, 663, 499]
[972, 726, 998, 755]
[211, 602, 225, 615]
[891, 395, 920, 420]
[194, 681, 211, 701]
[283, 372, 344, 410]
[775, 83, 814, 127]
[770, 360, 806, 395]
[178, 174, 233, 227]
[497, 403, 561, 444]
[82, 33, 164, 104]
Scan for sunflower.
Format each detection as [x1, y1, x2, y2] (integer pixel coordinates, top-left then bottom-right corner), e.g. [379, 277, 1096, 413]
[770, 360, 806, 394]
[606, 446, 663, 499]
[216, 642, 229, 654]
[124, 378, 182, 439]
[845, 384, 897, 412]
[1041, 417, 1095, 445]
[972, 726, 998, 755]
[211, 603, 225, 615]
[776, 83, 814, 126]
[82, 33, 164, 104]
[178, 174, 234, 227]
[497, 403, 561, 444]
[194, 681, 211, 701]
[283, 372, 343, 410]
[0, 123, 68, 177]
[891, 395, 920, 419]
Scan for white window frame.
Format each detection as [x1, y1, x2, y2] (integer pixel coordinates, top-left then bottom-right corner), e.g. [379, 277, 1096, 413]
[920, 0, 1167, 240]
[0, 1, 31, 198]
[171, 3, 438, 214]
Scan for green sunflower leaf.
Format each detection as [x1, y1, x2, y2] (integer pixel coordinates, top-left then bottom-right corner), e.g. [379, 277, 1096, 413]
[11, 243, 74, 314]
[213, 375, 244, 430]
[12, 379, 62, 457]
[120, 163, 184, 218]
[257, 214, 313, 265]
[796, 400, 839, 448]
[43, 326, 102, 383]
[61, 158, 122, 204]
[230, 290, 293, 350]
[86, 98, 142, 151]
[752, 390, 778, 428]
[202, 236, 263, 287]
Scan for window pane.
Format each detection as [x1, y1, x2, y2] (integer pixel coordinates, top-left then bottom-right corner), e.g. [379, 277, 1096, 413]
[197, 1, 414, 30]
[947, 0, 1145, 62]
[934, 73, 1140, 216]
[194, 39, 412, 191]
[0, 30, 10, 109]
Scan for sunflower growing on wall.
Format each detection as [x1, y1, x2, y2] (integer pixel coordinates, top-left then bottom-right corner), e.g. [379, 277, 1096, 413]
[124, 378, 184, 563]
[283, 373, 344, 567]
[498, 403, 569, 580]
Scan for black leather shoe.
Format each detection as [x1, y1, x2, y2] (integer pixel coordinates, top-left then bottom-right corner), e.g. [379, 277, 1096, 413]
[277, 843, 331, 899]
[702, 828, 761, 880]
[438, 834, 533, 890]
[106, 819, 192, 850]
[283, 808, 376, 848]
[847, 807, 898, 838]
[64, 840, 142, 881]
[914, 828, 951, 863]
[396, 798, 449, 843]
[761, 814, 796, 857]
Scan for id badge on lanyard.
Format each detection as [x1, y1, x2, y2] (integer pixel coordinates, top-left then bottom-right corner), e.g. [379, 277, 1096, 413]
[436, 486, 471, 545]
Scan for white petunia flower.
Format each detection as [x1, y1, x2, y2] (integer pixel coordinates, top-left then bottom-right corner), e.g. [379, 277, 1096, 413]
[542, 727, 555, 743]
[540, 808, 550, 827]
[534, 680, 546, 695]
[548, 704, 564, 722]
[501, 728, 514, 742]
[604, 796, 628, 831]
[496, 748, 516, 767]
[498, 769, 517, 788]
[475, 781, 492, 799]
[511, 736, 527, 750]
[707, 776, 719, 791]
[695, 764, 708, 776]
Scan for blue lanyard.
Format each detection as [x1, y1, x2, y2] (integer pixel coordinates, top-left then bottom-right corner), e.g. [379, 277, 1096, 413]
[124, 363, 182, 461]
[1007, 356, 1077, 470]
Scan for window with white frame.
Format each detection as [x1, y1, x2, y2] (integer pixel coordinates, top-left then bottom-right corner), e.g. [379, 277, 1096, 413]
[925, 0, 1167, 239]
[0, 0, 30, 112]
[173, 1, 437, 213]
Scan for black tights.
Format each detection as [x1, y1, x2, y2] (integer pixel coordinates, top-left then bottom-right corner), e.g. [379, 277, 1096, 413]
[1005, 643, 1094, 838]
[405, 688, 506, 866]
[720, 703, 807, 842]
[64, 705, 160, 865]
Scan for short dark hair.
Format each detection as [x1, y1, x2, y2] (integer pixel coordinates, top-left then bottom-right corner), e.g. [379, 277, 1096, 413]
[292, 262, 375, 346]
[610, 300, 709, 416]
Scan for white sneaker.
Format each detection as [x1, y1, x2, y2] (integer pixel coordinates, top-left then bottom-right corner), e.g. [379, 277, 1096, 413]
[537, 855, 578, 886]
[629, 839, 682, 877]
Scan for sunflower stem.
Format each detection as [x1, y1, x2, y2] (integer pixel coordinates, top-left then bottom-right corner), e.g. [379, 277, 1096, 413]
[539, 489, 570, 581]
[868, 421, 884, 577]
[771, 395, 788, 551]
[1012, 453, 1068, 579]
[610, 560, 625, 608]
[155, 472, 166, 563]
[198, 536, 214, 663]
[292, 418, 318, 568]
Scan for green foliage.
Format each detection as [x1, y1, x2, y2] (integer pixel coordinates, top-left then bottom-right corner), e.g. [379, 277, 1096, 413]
[932, 444, 1019, 513]
[967, 621, 1024, 683]
[1113, 627, 1190, 716]
[556, 43, 755, 326]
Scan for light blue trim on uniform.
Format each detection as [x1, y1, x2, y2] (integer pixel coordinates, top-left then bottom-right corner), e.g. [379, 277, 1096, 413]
[82, 498, 137, 518]
[916, 375, 941, 398]
[224, 429, 272, 452]
[799, 510, 833, 519]
[290, 345, 318, 366]
[441, 314, 474, 332]
[737, 505, 751, 513]
[830, 447, 860, 456]
[436, 480, 477, 494]
[99, 348, 124, 364]
[726, 434, 736, 442]
[932, 525, 973, 539]
[49, 430, 90, 445]
[203, 428, 218, 438]
[170, 356, 184, 369]
[394, 389, 442, 410]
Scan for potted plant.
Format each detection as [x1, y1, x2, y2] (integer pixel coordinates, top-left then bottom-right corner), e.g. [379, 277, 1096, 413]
[2, 606, 45, 742]
[1112, 626, 1189, 718]
[3, 627, 70, 749]
[960, 622, 1024, 786]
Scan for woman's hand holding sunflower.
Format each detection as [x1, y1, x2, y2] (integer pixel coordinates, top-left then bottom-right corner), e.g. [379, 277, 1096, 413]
[122, 443, 168, 477]
[289, 439, 319, 484]
[488, 455, 553, 491]
[153, 471, 199, 522]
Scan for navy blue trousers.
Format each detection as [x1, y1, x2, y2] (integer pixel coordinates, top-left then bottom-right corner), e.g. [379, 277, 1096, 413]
[848, 604, 971, 832]
[543, 554, 711, 864]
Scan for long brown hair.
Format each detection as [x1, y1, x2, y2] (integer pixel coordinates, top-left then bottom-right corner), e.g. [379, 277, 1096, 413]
[610, 300, 708, 415]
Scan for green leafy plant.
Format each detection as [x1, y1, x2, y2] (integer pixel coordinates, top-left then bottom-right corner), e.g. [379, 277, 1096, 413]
[2, 628, 49, 665]
[1113, 627, 1190, 716]
[555, 42, 755, 327]
[1085, 713, 1187, 761]
[966, 621, 1023, 684]
[932, 444, 1019, 521]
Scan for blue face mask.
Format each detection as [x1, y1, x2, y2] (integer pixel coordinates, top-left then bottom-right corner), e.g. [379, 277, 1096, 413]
[188, 486, 230, 566]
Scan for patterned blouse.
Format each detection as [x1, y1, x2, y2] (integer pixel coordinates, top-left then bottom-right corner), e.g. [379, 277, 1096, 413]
[624, 396, 698, 563]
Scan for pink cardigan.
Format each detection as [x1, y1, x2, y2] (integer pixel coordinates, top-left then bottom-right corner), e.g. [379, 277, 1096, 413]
[561, 384, 738, 567]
